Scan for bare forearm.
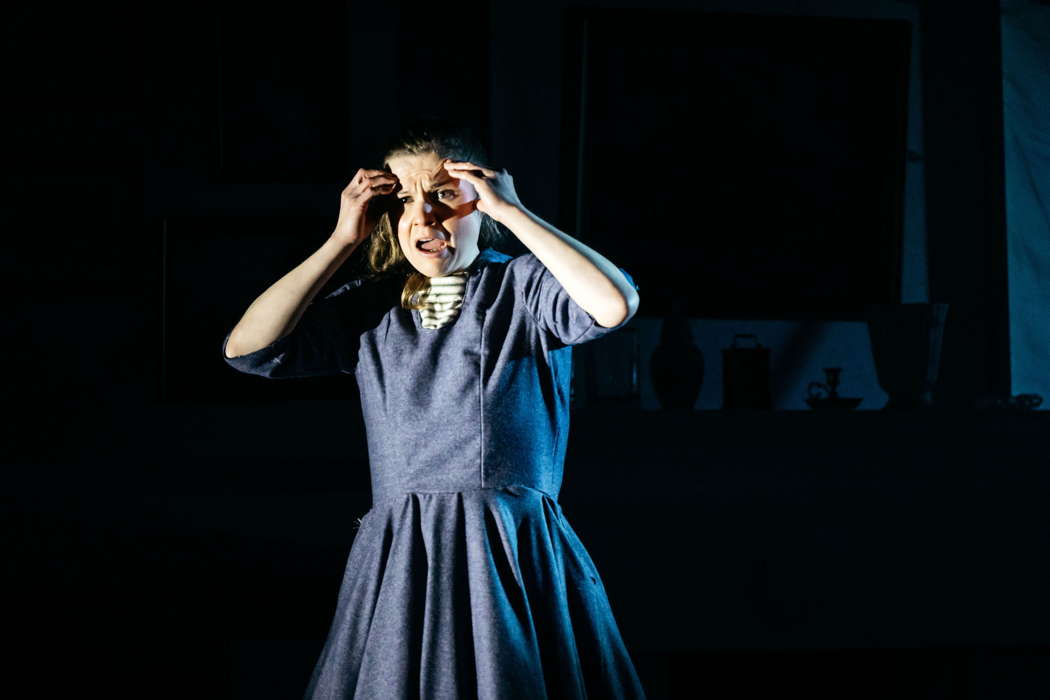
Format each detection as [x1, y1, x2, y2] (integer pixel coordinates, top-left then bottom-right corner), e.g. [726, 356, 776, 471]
[500, 206, 639, 327]
[224, 234, 363, 358]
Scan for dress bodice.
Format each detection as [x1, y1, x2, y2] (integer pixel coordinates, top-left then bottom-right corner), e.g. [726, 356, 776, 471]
[222, 248, 637, 508]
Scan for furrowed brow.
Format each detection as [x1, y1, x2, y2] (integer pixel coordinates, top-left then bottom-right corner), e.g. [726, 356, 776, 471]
[397, 177, 456, 196]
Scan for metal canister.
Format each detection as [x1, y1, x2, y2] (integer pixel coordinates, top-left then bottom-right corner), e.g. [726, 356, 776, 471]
[722, 333, 772, 410]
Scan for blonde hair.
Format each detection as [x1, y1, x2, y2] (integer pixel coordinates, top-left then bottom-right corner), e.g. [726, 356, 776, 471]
[362, 118, 509, 310]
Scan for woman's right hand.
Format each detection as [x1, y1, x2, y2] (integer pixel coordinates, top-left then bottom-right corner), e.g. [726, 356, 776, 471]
[331, 168, 400, 246]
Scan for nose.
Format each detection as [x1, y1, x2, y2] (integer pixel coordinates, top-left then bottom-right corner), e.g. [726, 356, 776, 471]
[408, 198, 437, 227]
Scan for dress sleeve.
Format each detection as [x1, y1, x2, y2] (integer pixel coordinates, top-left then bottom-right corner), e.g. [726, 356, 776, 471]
[512, 252, 639, 347]
[221, 279, 372, 378]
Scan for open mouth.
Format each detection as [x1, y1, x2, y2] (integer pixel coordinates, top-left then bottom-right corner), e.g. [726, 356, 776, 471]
[416, 238, 449, 255]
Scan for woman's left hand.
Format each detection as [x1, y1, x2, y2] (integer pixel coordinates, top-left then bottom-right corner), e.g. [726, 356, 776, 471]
[443, 160, 524, 224]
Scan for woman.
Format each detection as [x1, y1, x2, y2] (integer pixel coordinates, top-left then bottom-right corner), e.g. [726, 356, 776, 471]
[223, 119, 646, 699]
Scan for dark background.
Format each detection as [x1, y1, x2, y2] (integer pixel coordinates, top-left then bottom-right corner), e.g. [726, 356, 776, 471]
[566, 10, 910, 319]
[5, 0, 1049, 697]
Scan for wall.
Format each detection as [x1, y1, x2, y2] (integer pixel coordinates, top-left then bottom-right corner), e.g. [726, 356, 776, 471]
[487, 0, 931, 411]
[1001, 0, 1050, 406]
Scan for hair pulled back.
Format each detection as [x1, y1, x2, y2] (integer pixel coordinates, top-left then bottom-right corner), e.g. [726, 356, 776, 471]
[364, 116, 507, 309]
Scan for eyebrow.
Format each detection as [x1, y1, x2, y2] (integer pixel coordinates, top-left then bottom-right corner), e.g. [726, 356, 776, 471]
[398, 178, 455, 195]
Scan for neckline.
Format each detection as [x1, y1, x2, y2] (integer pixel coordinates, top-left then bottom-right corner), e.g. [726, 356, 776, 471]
[412, 247, 508, 330]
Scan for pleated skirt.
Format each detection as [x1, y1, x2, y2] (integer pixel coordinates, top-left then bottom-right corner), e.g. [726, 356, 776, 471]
[302, 484, 647, 699]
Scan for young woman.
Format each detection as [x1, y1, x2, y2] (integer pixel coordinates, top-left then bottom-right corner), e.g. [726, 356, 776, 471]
[223, 119, 646, 699]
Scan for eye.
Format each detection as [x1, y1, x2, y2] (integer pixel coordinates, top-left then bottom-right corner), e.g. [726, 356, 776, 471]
[397, 189, 457, 204]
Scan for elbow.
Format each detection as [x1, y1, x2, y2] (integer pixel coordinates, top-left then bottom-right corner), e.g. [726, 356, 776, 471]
[625, 287, 640, 319]
[223, 331, 245, 360]
[618, 286, 640, 324]
[596, 289, 639, 328]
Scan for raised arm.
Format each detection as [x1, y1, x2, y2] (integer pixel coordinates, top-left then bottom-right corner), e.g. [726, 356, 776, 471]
[443, 159, 639, 328]
[225, 168, 398, 358]
[224, 235, 362, 358]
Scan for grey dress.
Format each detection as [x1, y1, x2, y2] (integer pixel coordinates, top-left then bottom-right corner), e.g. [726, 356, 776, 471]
[222, 247, 647, 699]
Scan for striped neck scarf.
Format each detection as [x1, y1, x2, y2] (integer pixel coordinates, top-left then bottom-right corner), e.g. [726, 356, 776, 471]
[418, 270, 470, 329]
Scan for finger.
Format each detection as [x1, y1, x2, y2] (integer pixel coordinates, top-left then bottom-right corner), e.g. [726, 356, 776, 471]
[352, 172, 396, 188]
[446, 162, 494, 178]
[445, 160, 497, 178]
[359, 173, 398, 194]
[446, 167, 484, 185]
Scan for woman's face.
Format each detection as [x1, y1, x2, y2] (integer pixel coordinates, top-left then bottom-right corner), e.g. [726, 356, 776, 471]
[387, 151, 482, 277]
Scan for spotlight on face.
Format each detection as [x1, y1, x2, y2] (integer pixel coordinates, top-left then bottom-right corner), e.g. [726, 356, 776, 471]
[387, 151, 482, 277]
